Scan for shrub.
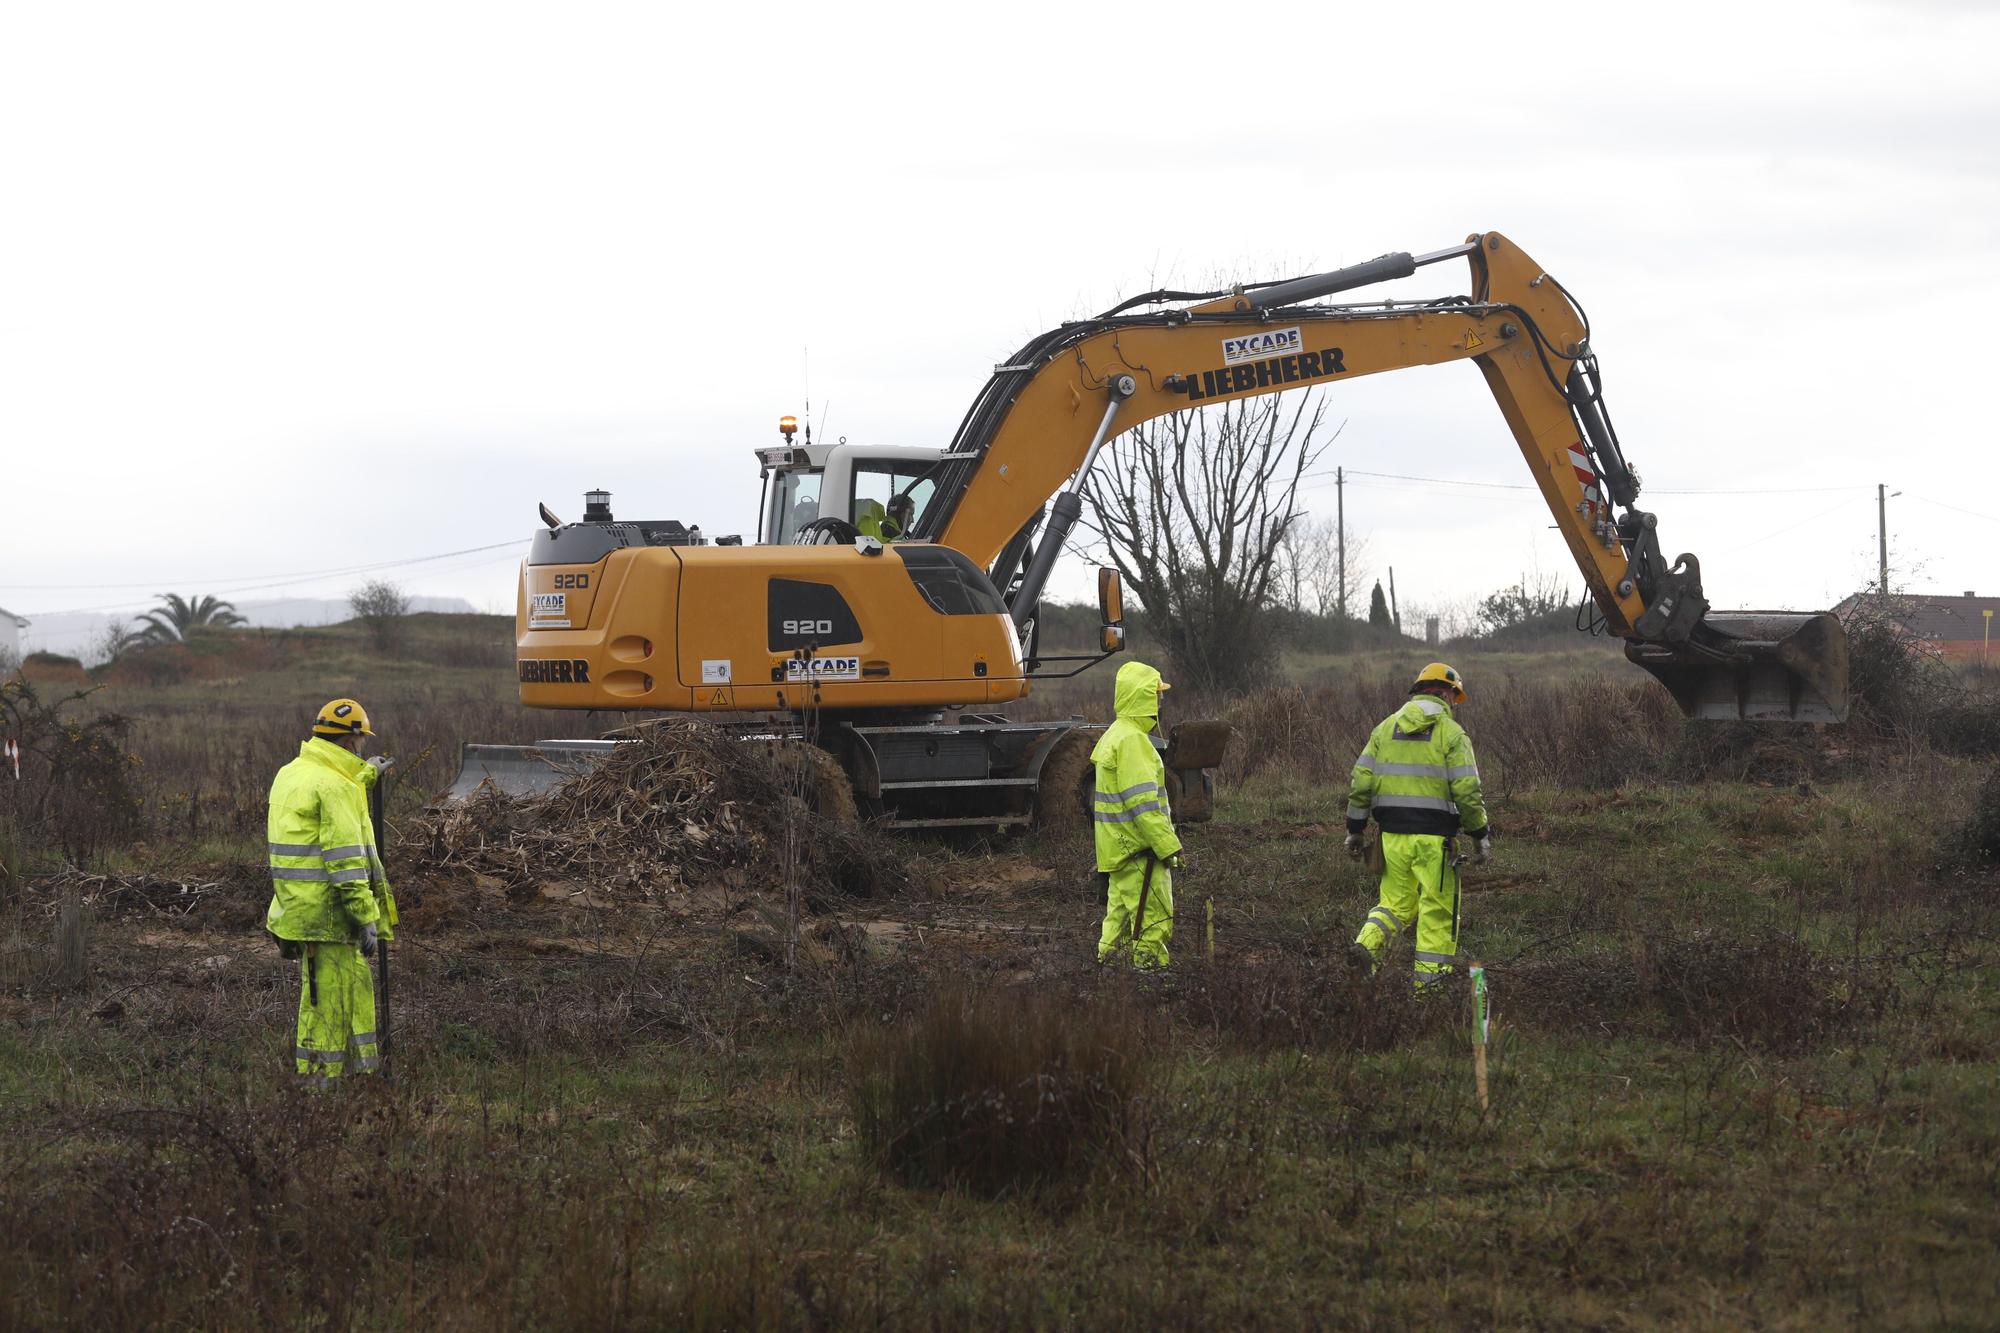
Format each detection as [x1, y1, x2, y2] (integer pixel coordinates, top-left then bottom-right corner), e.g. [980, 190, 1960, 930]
[849, 986, 1152, 1195]
[0, 678, 147, 864]
[1504, 927, 1888, 1053]
[349, 579, 412, 652]
[1948, 766, 2000, 865]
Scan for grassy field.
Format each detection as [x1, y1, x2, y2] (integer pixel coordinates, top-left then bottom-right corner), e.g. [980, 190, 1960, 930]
[2, 616, 1997, 1328]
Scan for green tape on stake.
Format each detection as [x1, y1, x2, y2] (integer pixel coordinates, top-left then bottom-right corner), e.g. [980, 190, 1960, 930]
[1471, 963, 1489, 1045]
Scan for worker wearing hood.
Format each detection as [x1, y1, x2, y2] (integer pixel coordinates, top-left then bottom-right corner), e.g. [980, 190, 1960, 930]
[1091, 660, 1183, 968]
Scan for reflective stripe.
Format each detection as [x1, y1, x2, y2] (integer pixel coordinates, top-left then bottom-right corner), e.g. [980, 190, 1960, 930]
[348, 1031, 378, 1048]
[1370, 761, 1451, 779]
[1391, 725, 1436, 742]
[1415, 950, 1458, 964]
[322, 843, 367, 860]
[1346, 804, 1371, 820]
[1368, 906, 1405, 934]
[328, 867, 371, 884]
[1093, 800, 1168, 824]
[1445, 765, 1480, 780]
[1413, 970, 1447, 987]
[1351, 754, 1375, 772]
[270, 866, 331, 881]
[1095, 781, 1160, 804]
[268, 841, 319, 856]
[295, 1047, 345, 1064]
[1373, 795, 1457, 813]
[349, 1054, 381, 1072]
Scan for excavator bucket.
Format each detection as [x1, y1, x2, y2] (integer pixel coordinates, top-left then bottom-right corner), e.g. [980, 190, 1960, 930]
[441, 740, 622, 802]
[1624, 612, 1850, 723]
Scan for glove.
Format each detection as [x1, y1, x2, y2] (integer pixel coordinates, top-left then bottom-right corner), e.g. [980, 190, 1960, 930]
[1344, 832, 1365, 862]
[366, 755, 395, 773]
[357, 922, 379, 957]
[1473, 835, 1493, 864]
[1162, 852, 1185, 871]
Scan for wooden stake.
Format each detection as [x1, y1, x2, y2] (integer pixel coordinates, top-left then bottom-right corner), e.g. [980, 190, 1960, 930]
[1204, 897, 1215, 962]
[1470, 961, 1490, 1111]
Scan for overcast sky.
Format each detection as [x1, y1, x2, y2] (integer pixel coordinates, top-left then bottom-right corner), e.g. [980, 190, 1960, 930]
[5, 0, 1996, 646]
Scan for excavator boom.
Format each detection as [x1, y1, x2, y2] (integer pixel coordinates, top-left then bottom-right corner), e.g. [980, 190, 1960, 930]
[911, 231, 1846, 721]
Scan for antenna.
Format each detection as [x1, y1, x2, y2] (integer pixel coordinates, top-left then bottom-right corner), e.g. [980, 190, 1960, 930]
[803, 346, 811, 446]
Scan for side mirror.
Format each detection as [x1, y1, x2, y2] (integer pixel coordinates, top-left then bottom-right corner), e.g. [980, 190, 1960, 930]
[1100, 624, 1127, 654]
[1097, 568, 1124, 626]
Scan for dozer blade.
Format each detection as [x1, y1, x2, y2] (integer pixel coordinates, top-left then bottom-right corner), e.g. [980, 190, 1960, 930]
[1625, 611, 1849, 723]
[442, 740, 623, 802]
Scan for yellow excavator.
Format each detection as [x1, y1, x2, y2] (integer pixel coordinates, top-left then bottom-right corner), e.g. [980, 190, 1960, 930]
[453, 231, 1848, 826]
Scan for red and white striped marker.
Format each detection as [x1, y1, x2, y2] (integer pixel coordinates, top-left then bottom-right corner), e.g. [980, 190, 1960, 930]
[1566, 442, 1602, 503]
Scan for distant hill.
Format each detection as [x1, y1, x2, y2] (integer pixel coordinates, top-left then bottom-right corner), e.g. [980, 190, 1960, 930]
[22, 596, 479, 662]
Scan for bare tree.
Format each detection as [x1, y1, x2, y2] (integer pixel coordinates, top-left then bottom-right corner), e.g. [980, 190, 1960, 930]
[349, 579, 412, 652]
[1275, 514, 1370, 618]
[1474, 571, 1571, 636]
[1078, 391, 1336, 693]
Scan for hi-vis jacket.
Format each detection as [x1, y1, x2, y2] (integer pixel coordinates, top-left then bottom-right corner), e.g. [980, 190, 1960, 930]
[1090, 661, 1183, 871]
[1346, 696, 1489, 840]
[266, 738, 398, 943]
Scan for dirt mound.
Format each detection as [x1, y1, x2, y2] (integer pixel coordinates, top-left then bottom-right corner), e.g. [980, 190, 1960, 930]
[19, 653, 90, 686]
[401, 724, 909, 914]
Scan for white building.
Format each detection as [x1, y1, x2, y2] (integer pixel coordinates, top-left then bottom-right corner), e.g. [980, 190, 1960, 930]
[0, 606, 25, 663]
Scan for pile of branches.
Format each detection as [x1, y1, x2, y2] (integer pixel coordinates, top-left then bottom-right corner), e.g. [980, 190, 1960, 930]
[403, 723, 907, 907]
[18, 869, 228, 917]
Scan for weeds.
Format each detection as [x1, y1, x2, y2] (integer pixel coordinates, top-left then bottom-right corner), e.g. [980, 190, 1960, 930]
[850, 985, 1154, 1196]
[1504, 927, 1891, 1052]
[1947, 765, 2000, 866]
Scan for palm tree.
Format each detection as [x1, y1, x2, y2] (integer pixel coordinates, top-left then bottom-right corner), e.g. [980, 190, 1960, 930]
[119, 593, 248, 649]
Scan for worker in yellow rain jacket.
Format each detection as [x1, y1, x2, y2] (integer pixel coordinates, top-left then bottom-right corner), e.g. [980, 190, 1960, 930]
[854, 495, 913, 543]
[1093, 661, 1183, 969]
[266, 698, 398, 1085]
[1344, 663, 1490, 989]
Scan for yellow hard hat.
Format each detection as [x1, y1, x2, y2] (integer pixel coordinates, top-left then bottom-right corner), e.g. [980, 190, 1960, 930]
[313, 698, 375, 737]
[1410, 662, 1465, 705]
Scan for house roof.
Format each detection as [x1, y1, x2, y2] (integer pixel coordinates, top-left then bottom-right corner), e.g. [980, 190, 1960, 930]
[1837, 592, 2000, 643]
[0, 606, 26, 628]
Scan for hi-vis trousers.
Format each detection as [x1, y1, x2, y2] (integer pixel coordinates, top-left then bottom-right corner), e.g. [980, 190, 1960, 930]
[1353, 832, 1460, 989]
[296, 942, 379, 1085]
[1098, 855, 1173, 969]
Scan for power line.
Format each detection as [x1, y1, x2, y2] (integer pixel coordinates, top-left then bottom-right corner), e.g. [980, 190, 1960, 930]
[17, 539, 528, 617]
[1306, 467, 1873, 497]
[0, 539, 525, 594]
[1904, 493, 2000, 526]
[1715, 495, 1870, 556]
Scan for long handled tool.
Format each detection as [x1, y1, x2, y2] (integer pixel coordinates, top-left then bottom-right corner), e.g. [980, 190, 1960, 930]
[1130, 853, 1157, 956]
[366, 773, 392, 1076]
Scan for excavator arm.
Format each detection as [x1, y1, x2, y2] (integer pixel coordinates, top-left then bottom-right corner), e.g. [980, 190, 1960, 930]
[916, 231, 1847, 722]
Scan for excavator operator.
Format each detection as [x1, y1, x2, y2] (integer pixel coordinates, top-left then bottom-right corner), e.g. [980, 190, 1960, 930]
[855, 493, 916, 543]
[1343, 663, 1489, 990]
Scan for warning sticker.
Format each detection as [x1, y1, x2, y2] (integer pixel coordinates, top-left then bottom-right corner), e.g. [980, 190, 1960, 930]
[701, 659, 732, 684]
[709, 688, 730, 706]
[785, 656, 860, 682]
[1463, 329, 1484, 350]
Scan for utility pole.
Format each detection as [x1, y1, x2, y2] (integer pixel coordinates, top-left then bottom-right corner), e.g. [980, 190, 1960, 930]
[1389, 566, 1401, 633]
[1336, 465, 1347, 620]
[1877, 483, 1889, 595]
